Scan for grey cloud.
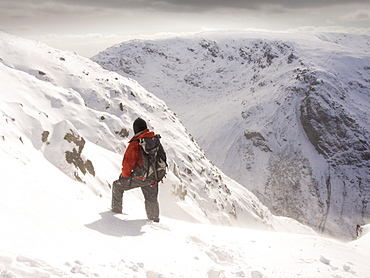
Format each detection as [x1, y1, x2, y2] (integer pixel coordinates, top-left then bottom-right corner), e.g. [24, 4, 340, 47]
[147, 0, 370, 11]
[0, 0, 105, 20]
[10, 0, 370, 13]
[342, 10, 370, 22]
[2, 0, 369, 35]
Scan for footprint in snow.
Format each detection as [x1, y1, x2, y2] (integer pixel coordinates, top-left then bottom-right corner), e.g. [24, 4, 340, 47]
[146, 270, 166, 278]
[189, 235, 206, 245]
[0, 254, 65, 277]
[343, 264, 356, 275]
[205, 246, 234, 265]
[208, 269, 224, 278]
[319, 255, 330, 265]
[251, 270, 265, 278]
[149, 221, 171, 231]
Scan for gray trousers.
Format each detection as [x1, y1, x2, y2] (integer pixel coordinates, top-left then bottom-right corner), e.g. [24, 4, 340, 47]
[111, 180, 159, 220]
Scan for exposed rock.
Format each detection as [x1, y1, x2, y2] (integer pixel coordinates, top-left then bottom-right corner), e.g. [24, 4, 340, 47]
[64, 129, 85, 155]
[41, 131, 49, 143]
[63, 129, 95, 177]
[115, 128, 129, 138]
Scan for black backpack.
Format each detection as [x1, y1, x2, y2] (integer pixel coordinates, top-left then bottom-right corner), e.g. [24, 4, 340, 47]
[128, 134, 167, 188]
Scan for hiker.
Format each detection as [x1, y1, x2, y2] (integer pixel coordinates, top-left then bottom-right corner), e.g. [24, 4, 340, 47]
[111, 118, 166, 222]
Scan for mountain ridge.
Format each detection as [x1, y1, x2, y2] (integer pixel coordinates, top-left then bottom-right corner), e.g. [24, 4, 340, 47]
[0, 31, 314, 233]
[1, 31, 370, 278]
[92, 30, 370, 239]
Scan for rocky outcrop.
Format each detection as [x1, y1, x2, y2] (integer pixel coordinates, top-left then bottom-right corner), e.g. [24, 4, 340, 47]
[42, 121, 96, 183]
[64, 130, 95, 180]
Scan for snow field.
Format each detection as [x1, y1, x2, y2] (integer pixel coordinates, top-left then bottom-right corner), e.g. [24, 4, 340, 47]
[0, 31, 369, 277]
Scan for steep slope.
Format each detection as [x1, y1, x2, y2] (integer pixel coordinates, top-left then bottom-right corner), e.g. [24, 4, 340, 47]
[0, 31, 312, 234]
[92, 31, 370, 239]
[1, 32, 370, 278]
[1, 148, 368, 277]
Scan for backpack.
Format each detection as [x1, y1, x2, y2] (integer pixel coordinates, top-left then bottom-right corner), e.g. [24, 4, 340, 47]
[129, 134, 167, 187]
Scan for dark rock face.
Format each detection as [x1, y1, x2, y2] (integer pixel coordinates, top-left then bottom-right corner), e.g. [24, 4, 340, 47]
[301, 93, 370, 167]
[299, 76, 370, 237]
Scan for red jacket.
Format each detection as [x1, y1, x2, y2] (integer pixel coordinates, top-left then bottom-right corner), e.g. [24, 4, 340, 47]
[121, 129, 155, 178]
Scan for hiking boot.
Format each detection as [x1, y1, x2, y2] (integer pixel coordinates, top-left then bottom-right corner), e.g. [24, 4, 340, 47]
[149, 217, 160, 223]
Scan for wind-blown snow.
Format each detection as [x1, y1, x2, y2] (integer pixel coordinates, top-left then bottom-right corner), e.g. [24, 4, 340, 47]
[93, 30, 370, 239]
[1, 31, 369, 277]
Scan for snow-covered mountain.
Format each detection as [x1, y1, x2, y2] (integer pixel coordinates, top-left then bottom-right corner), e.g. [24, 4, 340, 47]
[92, 31, 370, 239]
[1, 32, 370, 277]
[0, 31, 316, 235]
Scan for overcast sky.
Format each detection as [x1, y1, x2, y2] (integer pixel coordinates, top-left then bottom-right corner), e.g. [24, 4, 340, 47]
[1, 0, 370, 57]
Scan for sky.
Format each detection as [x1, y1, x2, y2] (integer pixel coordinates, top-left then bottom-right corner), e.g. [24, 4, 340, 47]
[1, 0, 370, 58]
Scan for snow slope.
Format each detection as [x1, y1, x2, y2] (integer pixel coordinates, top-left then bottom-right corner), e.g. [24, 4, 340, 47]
[0, 31, 288, 231]
[92, 31, 370, 239]
[0, 31, 348, 277]
[1, 131, 370, 277]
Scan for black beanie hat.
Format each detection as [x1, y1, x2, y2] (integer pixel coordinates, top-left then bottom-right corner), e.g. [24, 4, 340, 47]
[133, 118, 147, 134]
